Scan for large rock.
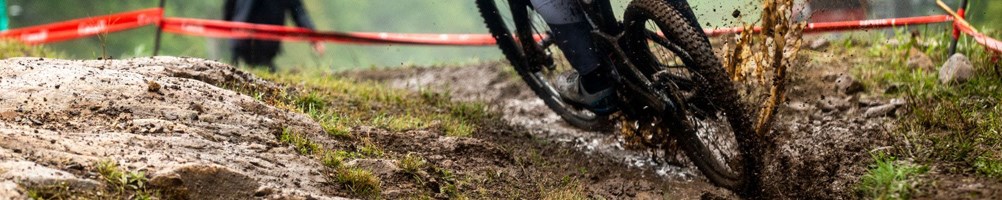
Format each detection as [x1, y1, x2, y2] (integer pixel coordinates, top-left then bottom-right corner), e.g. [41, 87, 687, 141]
[150, 164, 260, 199]
[939, 53, 975, 85]
[0, 57, 335, 199]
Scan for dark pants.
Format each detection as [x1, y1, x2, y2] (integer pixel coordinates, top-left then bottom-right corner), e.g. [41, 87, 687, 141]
[231, 39, 280, 72]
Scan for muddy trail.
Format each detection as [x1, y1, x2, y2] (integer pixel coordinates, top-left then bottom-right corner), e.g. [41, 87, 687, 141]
[0, 56, 728, 199]
[343, 42, 906, 198]
[0, 46, 991, 199]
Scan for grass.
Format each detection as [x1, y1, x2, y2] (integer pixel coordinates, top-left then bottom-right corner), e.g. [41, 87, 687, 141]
[400, 152, 427, 174]
[842, 28, 1002, 197]
[279, 128, 322, 155]
[857, 152, 928, 200]
[243, 68, 493, 138]
[0, 40, 60, 58]
[332, 167, 382, 197]
[228, 66, 496, 198]
[25, 160, 160, 200]
[278, 128, 383, 198]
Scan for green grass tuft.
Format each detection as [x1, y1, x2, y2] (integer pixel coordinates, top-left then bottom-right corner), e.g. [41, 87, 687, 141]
[279, 128, 321, 155]
[857, 152, 928, 200]
[333, 167, 382, 197]
[400, 152, 427, 174]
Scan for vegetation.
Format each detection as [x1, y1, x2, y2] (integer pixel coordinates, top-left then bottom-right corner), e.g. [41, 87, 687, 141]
[845, 27, 1002, 198]
[856, 152, 928, 200]
[25, 160, 160, 200]
[224, 65, 497, 198]
[399, 153, 427, 174]
[0, 40, 58, 58]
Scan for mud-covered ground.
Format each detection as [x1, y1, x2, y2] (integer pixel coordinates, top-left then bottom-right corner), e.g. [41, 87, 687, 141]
[341, 40, 914, 199]
[3, 39, 1000, 199]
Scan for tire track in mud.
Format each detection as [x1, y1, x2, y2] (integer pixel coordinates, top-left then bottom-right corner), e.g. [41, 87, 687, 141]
[345, 51, 904, 198]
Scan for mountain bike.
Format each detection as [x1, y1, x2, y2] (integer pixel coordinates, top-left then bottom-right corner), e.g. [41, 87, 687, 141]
[476, 0, 755, 191]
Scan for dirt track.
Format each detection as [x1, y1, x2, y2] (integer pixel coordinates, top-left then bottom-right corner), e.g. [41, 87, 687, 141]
[2, 49, 992, 199]
[344, 45, 907, 198]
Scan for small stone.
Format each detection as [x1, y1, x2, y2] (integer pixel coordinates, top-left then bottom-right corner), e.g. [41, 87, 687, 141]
[907, 48, 934, 71]
[787, 101, 815, 112]
[939, 53, 975, 85]
[818, 96, 851, 112]
[345, 159, 401, 178]
[864, 99, 906, 118]
[864, 104, 897, 118]
[834, 74, 863, 95]
[809, 38, 830, 50]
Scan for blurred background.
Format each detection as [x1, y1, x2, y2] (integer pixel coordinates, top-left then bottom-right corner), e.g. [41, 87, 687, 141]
[5, 0, 1000, 70]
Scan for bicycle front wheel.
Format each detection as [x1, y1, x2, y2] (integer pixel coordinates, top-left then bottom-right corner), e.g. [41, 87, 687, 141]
[622, 0, 755, 191]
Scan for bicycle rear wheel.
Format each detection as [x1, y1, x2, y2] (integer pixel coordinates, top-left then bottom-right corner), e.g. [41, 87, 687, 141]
[621, 0, 755, 191]
[475, 0, 609, 130]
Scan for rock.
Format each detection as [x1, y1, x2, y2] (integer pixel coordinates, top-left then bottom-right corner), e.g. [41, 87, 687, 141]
[346, 159, 401, 178]
[809, 38, 830, 50]
[0, 161, 101, 190]
[787, 101, 815, 112]
[907, 48, 935, 71]
[864, 98, 906, 118]
[150, 164, 260, 199]
[834, 74, 863, 95]
[818, 96, 852, 112]
[0, 181, 22, 198]
[0, 57, 334, 198]
[939, 53, 975, 85]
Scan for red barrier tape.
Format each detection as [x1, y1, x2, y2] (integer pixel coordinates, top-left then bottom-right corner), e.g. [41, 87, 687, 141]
[0, 8, 996, 54]
[0, 8, 162, 44]
[168, 15, 955, 46]
[161, 17, 499, 46]
[955, 22, 1002, 53]
[705, 15, 955, 37]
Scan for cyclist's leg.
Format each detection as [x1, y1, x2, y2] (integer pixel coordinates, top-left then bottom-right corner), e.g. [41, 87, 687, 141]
[530, 0, 611, 94]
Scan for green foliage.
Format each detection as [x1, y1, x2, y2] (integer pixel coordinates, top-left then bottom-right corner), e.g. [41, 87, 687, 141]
[857, 152, 928, 200]
[846, 27, 1002, 188]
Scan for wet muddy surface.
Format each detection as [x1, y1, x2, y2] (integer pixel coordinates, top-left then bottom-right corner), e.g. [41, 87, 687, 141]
[344, 45, 907, 198]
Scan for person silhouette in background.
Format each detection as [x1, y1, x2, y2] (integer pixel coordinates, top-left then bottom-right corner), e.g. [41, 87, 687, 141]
[224, 0, 325, 72]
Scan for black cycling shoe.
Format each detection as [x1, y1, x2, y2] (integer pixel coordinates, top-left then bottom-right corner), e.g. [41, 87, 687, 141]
[554, 71, 617, 114]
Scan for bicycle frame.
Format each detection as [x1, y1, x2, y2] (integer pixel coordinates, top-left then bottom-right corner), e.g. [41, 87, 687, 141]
[572, 0, 685, 115]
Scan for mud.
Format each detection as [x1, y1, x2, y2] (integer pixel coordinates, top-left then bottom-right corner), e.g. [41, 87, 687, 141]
[343, 42, 909, 198]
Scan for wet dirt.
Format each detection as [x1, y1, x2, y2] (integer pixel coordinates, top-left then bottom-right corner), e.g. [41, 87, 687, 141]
[342, 41, 910, 199]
